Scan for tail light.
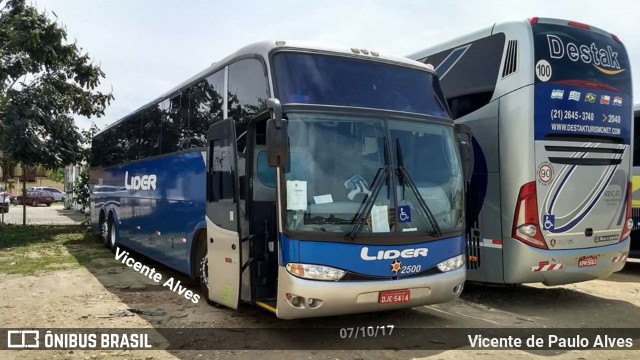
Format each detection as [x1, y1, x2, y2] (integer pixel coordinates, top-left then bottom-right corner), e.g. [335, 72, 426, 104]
[568, 21, 590, 30]
[620, 181, 633, 241]
[612, 33, 622, 43]
[512, 182, 548, 249]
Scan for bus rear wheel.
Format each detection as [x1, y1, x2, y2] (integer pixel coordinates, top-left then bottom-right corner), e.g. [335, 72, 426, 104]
[108, 218, 118, 252]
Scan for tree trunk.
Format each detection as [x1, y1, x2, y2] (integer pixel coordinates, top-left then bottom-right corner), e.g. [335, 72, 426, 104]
[22, 164, 26, 226]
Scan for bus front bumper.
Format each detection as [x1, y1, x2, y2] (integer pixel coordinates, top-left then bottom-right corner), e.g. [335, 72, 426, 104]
[274, 266, 465, 319]
[503, 237, 631, 285]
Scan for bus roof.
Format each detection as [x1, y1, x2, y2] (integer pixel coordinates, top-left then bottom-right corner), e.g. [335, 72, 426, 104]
[407, 17, 618, 62]
[96, 40, 434, 136]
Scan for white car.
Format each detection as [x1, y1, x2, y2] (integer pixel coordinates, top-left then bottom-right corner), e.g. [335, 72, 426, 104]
[29, 186, 66, 202]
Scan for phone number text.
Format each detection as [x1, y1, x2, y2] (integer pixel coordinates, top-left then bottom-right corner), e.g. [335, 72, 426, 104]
[550, 109, 594, 121]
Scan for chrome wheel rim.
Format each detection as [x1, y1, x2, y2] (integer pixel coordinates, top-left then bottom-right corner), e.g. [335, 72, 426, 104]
[101, 221, 108, 242]
[200, 255, 209, 290]
[110, 223, 116, 248]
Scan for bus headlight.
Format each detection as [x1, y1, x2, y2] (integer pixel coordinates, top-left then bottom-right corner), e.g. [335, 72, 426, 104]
[437, 255, 465, 272]
[286, 263, 346, 281]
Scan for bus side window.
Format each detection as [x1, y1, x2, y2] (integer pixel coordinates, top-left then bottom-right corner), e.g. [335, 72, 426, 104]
[422, 33, 505, 119]
[227, 58, 269, 154]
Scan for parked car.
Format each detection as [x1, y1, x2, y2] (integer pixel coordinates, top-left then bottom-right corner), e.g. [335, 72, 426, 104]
[14, 190, 55, 207]
[29, 186, 66, 202]
[0, 186, 10, 213]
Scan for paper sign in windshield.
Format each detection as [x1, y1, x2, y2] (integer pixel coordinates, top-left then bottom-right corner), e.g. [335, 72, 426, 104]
[371, 205, 390, 233]
[286, 180, 308, 211]
[313, 194, 334, 204]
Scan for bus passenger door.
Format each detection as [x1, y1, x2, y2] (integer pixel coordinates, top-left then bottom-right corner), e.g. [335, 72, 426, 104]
[455, 123, 476, 269]
[454, 123, 474, 185]
[206, 118, 242, 309]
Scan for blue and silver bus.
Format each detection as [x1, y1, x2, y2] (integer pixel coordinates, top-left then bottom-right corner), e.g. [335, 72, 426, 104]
[630, 106, 640, 258]
[91, 41, 472, 319]
[409, 18, 633, 285]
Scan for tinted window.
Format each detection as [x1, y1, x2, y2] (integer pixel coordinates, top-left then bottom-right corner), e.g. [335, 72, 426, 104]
[418, 33, 505, 119]
[533, 23, 631, 95]
[274, 52, 449, 118]
[91, 132, 106, 167]
[123, 115, 142, 161]
[140, 104, 162, 158]
[104, 126, 125, 166]
[161, 94, 182, 154]
[228, 59, 269, 153]
[178, 89, 192, 150]
[210, 137, 235, 201]
[190, 71, 225, 147]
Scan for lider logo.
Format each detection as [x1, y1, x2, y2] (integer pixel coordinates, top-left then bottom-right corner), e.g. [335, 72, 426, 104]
[124, 171, 157, 191]
[360, 247, 428, 261]
[546, 35, 625, 75]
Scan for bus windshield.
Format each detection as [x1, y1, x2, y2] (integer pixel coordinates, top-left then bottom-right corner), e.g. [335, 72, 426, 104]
[533, 22, 631, 95]
[273, 52, 449, 117]
[284, 112, 463, 237]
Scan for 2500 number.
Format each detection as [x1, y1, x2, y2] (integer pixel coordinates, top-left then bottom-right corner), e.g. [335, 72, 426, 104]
[400, 265, 422, 274]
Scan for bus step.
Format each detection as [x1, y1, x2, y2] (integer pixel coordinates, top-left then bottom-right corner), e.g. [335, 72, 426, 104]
[255, 300, 277, 314]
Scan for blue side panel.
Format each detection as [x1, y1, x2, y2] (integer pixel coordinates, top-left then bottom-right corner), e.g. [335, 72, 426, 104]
[534, 83, 631, 144]
[280, 235, 464, 277]
[91, 151, 206, 275]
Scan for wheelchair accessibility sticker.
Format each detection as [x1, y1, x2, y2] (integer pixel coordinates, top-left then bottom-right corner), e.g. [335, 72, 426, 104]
[398, 206, 411, 223]
[543, 215, 555, 231]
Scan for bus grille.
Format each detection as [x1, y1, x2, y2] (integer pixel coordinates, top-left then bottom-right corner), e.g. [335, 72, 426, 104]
[467, 227, 481, 270]
[466, 181, 481, 270]
[501, 40, 518, 78]
[632, 207, 640, 231]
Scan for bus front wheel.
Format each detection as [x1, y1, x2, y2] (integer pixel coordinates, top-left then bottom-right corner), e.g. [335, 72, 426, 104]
[197, 239, 217, 306]
[101, 218, 109, 248]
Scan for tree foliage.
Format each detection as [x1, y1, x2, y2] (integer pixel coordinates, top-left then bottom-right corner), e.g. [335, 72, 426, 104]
[0, 0, 113, 169]
[47, 167, 63, 183]
[68, 122, 97, 215]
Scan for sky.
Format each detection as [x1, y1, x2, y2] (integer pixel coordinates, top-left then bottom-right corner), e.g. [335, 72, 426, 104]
[34, 0, 640, 130]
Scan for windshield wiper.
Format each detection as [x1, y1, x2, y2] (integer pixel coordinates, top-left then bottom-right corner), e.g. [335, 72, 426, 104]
[345, 165, 389, 241]
[396, 139, 442, 236]
[346, 142, 390, 241]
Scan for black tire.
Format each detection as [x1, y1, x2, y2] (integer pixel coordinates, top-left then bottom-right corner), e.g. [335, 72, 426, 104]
[46, 203, 51, 207]
[101, 217, 110, 249]
[108, 217, 118, 253]
[196, 238, 216, 306]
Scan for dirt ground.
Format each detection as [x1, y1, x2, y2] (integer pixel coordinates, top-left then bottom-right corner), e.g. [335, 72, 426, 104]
[0, 236, 639, 360]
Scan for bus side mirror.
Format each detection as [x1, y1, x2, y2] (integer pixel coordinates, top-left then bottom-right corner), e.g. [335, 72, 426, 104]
[266, 98, 289, 168]
[454, 123, 474, 182]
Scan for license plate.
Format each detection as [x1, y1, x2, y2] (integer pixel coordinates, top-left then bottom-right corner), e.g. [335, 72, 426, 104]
[378, 290, 410, 304]
[578, 255, 597, 267]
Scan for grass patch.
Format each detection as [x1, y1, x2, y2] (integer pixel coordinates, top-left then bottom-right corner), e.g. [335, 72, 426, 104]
[0, 225, 114, 275]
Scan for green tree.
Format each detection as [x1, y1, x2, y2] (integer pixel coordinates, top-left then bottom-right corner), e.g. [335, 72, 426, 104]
[0, 0, 113, 224]
[47, 167, 64, 183]
[69, 123, 98, 218]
